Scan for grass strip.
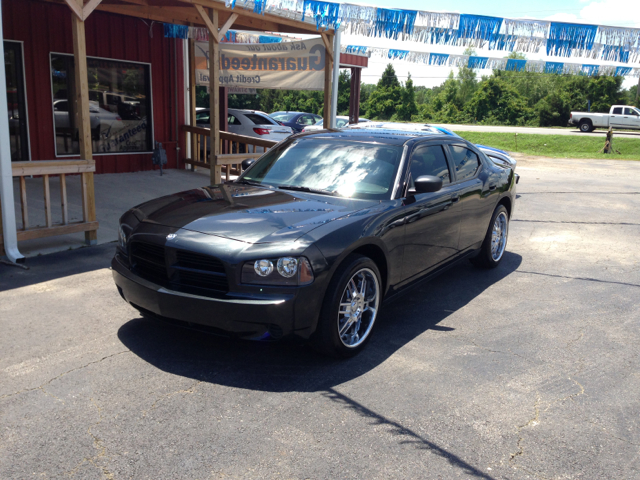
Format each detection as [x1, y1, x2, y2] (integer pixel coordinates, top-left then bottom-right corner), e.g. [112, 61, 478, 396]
[453, 132, 640, 160]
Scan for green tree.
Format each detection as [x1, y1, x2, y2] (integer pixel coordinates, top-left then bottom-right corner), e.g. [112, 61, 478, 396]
[337, 70, 351, 115]
[363, 64, 403, 120]
[378, 64, 400, 89]
[464, 77, 533, 125]
[396, 73, 418, 121]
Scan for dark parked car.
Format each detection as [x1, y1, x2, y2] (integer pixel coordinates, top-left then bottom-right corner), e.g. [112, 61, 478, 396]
[270, 111, 322, 133]
[112, 129, 517, 357]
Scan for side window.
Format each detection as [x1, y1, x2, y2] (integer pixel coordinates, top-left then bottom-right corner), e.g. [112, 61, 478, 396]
[106, 94, 120, 106]
[228, 115, 242, 125]
[612, 107, 623, 115]
[624, 108, 637, 116]
[409, 145, 451, 189]
[296, 114, 316, 126]
[449, 145, 481, 181]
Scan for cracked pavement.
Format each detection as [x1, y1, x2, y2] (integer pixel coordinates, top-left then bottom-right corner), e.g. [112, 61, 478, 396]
[1, 156, 640, 479]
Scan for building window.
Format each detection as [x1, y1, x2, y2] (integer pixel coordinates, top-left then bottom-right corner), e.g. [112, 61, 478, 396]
[50, 54, 152, 156]
[5, 41, 29, 161]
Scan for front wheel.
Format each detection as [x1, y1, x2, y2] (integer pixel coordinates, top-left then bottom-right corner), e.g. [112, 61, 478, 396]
[312, 254, 382, 358]
[471, 205, 509, 268]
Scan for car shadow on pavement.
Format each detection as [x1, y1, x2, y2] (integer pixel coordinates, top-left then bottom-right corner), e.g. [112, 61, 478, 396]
[118, 253, 520, 480]
[118, 251, 523, 393]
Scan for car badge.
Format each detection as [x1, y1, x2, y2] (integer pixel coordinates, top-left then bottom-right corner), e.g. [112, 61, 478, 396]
[166, 233, 177, 241]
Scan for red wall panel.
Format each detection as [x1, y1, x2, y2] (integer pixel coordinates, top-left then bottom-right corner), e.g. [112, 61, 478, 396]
[2, 0, 185, 174]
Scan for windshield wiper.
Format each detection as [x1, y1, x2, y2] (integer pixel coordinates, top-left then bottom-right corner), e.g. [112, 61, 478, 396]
[235, 179, 265, 187]
[277, 185, 338, 196]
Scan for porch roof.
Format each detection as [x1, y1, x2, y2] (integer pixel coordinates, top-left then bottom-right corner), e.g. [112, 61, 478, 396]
[43, 0, 323, 35]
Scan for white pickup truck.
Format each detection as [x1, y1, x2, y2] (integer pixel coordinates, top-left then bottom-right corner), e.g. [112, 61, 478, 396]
[570, 105, 640, 132]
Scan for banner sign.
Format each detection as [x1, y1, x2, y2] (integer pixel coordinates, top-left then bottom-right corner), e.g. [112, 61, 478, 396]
[195, 38, 326, 90]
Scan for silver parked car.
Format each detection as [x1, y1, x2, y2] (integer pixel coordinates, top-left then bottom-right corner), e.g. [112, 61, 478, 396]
[196, 108, 293, 149]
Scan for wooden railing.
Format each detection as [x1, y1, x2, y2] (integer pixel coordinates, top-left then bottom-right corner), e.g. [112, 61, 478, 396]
[0, 160, 99, 253]
[182, 125, 278, 182]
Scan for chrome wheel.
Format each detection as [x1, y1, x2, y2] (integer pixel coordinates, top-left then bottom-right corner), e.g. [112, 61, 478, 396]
[337, 268, 380, 348]
[491, 211, 508, 261]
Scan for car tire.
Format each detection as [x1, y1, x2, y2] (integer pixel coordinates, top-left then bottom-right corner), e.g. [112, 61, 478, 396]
[578, 120, 593, 133]
[311, 254, 382, 358]
[470, 205, 509, 269]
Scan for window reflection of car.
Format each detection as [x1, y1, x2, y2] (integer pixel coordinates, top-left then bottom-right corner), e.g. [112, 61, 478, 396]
[53, 99, 125, 140]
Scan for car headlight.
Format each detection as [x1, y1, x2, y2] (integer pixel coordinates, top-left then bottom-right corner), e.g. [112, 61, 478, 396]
[118, 224, 127, 249]
[242, 256, 314, 286]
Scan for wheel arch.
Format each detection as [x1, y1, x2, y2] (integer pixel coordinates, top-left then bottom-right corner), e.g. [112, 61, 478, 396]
[350, 243, 389, 294]
[497, 195, 512, 218]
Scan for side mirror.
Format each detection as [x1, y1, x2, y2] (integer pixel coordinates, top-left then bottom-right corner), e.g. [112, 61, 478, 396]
[414, 175, 443, 194]
[241, 159, 256, 171]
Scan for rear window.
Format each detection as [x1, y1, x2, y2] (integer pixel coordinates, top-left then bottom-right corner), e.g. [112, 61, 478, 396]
[270, 112, 297, 122]
[245, 113, 277, 125]
[612, 107, 623, 115]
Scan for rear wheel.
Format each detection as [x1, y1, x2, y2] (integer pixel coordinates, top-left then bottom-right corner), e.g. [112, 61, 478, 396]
[471, 205, 509, 269]
[579, 120, 593, 133]
[312, 254, 381, 358]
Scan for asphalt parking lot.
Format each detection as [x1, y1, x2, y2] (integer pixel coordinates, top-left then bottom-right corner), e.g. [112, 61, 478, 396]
[1, 156, 639, 479]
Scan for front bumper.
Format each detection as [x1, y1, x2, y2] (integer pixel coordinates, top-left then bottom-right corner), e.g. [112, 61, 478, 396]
[112, 254, 314, 340]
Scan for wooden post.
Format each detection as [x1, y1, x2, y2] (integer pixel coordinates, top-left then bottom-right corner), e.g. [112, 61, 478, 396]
[60, 174, 68, 225]
[209, 8, 221, 185]
[71, 4, 98, 245]
[43, 175, 52, 228]
[189, 37, 197, 171]
[323, 33, 333, 127]
[19, 177, 28, 229]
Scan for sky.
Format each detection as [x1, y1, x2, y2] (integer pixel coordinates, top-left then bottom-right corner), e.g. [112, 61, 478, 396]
[337, 0, 640, 90]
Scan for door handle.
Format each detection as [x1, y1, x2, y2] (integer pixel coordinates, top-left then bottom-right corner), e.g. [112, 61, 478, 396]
[489, 185, 497, 191]
[451, 195, 460, 203]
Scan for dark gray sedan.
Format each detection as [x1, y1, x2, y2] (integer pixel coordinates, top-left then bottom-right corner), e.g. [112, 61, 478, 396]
[112, 129, 517, 357]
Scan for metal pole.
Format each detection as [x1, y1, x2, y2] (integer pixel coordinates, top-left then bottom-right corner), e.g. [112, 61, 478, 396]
[329, 27, 341, 128]
[636, 76, 639, 105]
[0, 0, 25, 263]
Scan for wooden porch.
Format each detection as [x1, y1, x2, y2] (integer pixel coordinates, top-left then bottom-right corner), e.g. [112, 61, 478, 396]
[0, 0, 336, 258]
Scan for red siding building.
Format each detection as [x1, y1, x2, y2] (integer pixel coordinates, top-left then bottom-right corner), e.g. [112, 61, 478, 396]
[3, 0, 186, 174]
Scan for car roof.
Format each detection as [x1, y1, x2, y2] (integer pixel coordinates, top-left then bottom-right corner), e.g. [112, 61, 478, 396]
[476, 144, 509, 156]
[270, 111, 307, 115]
[300, 128, 453, 146]
[229, 108, 270, 115]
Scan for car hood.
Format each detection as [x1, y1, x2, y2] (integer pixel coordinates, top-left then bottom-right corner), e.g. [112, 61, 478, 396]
[131, 184, 377, 244]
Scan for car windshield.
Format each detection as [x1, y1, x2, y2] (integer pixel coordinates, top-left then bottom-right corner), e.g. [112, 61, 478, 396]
[336, 118, 349, 128]
[270, 112, 298, 122]
[240, 138, 403, 200]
